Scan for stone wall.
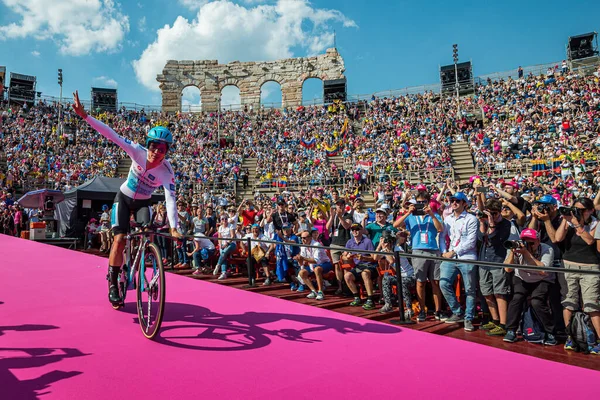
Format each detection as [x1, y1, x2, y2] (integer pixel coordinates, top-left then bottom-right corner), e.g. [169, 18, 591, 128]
[156, 48, 345, 113]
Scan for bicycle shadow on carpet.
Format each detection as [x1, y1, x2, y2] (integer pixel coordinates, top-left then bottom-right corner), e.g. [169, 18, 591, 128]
[121, 301, 402, 351]
[0, 324, 89, 400]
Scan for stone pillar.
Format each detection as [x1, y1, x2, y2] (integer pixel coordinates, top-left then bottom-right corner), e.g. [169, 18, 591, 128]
[282, 81, 303, 109]
[162, 89, 180, 113]
[239, 83, 261, 111]
[201, 79, 220, 112]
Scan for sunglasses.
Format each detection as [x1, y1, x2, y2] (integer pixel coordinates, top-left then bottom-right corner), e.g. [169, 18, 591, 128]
[449, 199, 463, 204]
[301, 235, 311, 239]
[501, 207, 510, 211]
[148, 144, 167, 154]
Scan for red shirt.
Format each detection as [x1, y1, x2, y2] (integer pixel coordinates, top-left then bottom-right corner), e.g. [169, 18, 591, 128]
[241, 209, 257, 226]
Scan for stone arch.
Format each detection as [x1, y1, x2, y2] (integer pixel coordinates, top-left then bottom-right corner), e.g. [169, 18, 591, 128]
[180, 84, 202, 113]
[256, 73, 285, 89]
[220, 83, 241, 111]
[219, 78, 241, 91]
[157, 48, 345, 112]
[301, 77, 324, 105]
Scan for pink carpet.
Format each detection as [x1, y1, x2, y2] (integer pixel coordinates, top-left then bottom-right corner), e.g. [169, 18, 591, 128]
[0, 234, 598, 400]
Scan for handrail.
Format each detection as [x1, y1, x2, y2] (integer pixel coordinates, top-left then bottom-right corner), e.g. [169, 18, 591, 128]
[137, 231, 600, 277]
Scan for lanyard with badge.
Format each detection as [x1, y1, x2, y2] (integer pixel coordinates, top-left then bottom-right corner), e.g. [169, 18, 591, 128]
[416, 215, 431, 245]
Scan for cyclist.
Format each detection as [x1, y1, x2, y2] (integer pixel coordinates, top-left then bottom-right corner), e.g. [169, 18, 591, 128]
[71, 91, 182, 305]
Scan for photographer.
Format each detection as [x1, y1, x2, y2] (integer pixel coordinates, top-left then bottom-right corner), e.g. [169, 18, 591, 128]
[374, 230, 416, 318]
[476, 198, 515, 336]
[393, 194, 444, 322]
[503, 229, 556, 345]
[555, 198, 600, 349]
[528, 194, 565, 332]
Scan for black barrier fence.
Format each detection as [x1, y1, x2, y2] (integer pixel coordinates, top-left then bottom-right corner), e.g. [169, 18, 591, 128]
[133, 231, 600, 326]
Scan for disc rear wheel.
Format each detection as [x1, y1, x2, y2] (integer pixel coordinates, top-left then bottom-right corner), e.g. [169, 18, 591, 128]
[136, 242, 165, 339]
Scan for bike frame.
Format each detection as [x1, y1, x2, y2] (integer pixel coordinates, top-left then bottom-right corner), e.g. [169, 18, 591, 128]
[124, 232, 155, 294]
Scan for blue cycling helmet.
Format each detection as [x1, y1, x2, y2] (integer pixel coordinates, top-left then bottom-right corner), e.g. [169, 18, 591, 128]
[146, 126, 173, 148]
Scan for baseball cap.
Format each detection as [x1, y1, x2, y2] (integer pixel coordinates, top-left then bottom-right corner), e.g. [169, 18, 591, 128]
[277, 199, 286, 205]
[504, 181, 519, 190]
[335, 198, 346, 205]
[350, 223, 362, 230]
[298, 211, 306, 217]
[450, 192, 469, 204]
[282, 223, 292, 230]
[520, 228, 539, 241]
[375, 207, 388, 214]
[406, 199, 418, 205]
[416, 184, 427, 191]
[535, 194, 558, 206]
[102, 204, 109, 211]
[251, 224, 260, 229]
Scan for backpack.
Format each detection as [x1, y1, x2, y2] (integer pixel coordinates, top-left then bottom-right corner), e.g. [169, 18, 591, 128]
[521, 306, 545, 344]
[566, 311, 596, 354]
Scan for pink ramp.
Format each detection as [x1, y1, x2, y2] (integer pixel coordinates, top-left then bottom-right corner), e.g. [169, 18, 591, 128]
[0, 234, 598, 400]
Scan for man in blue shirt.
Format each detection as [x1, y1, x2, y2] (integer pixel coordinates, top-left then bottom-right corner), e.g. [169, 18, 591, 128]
[439, 192, 479, 332]
[394, 195, 444, 322]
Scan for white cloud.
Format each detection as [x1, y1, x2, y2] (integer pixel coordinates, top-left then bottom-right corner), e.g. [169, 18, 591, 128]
[178, 0, 210, 10]
[133, 0, 356, 91]
[93, 75, 118, 88]
[31, 50, 40, 57]
[138, 16, 146, 32]
[0, 0, 130, 56]
[221, 85, 241, 109]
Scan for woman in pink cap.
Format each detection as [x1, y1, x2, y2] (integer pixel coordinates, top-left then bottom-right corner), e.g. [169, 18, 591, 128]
[503, 228, 557, 344]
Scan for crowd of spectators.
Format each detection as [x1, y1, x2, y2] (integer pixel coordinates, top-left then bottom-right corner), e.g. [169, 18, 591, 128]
[469, 66, 600, 178]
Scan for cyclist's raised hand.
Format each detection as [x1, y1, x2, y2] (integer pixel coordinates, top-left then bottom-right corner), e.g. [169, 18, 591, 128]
[71, 90, 88, 119]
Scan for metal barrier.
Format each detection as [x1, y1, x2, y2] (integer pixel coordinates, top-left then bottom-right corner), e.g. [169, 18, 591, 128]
[139, 231, 600, 327]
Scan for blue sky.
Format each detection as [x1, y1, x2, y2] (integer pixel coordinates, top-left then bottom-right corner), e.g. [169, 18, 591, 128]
[0, 0, 599, 109]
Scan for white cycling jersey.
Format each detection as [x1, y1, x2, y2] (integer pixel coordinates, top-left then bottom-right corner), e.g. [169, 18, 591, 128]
[86, 115, 178, 229]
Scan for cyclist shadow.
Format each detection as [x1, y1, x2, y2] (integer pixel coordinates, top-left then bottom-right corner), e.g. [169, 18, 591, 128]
[0, 324, 89, 399]
[123, 302, 401, 352]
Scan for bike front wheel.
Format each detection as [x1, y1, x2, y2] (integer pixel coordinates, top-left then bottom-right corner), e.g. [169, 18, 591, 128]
[136, 242, 166, 340]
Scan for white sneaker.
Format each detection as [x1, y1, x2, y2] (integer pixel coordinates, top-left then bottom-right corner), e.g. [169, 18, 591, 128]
[323, 280, 332, 288]
[213, 265, 220, 275]
[217, 272, 228, 280]
[306, 291, 317, 299]
[316, 291, 325, 301]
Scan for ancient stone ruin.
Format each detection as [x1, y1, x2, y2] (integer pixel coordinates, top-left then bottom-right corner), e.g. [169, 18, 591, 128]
[156, 48, 345, 112]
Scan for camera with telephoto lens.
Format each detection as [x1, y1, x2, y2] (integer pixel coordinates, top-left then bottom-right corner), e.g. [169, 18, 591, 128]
[536, 203, 549, 214]
[558, 206, 581, 219]
[503, 240, 526, 250]
[382, 230, 396, 245]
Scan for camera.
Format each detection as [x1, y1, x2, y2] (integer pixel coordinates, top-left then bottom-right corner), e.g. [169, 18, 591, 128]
[382, 230, 396, 245]
[536, 203, 549, 214]
[503, 240, 526, 250]
[476, 210, 487, 219]
[413, 202, 426, 216]
[476, 187, 489, 194]
[558, 207, 581, 219]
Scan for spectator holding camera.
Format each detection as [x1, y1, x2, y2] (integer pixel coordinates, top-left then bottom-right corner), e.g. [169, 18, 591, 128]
[440, 192, 479, 331]
[394, 192, 444, 322]
[554, 198, 600, 350]
[503, 228, 557, 345]
[476, 198, 515, 336]
[528, 194, 565, 332]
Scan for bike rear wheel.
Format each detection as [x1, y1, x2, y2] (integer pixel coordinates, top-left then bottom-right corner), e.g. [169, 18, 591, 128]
[136, 242, 166, 340]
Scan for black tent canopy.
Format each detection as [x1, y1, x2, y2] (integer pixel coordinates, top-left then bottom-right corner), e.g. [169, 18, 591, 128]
[55, 176, 165, 238]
